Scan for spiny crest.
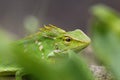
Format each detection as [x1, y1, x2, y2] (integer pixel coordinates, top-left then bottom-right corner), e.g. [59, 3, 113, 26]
[39, 24, 66, 37]
[39, 24, 66, 33]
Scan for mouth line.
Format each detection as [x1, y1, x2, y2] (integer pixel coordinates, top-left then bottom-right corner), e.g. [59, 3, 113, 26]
[60, 47, 84, 54]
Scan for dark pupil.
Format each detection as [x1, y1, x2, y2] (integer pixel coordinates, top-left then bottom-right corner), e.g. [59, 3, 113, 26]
[65, 37, 71, 42]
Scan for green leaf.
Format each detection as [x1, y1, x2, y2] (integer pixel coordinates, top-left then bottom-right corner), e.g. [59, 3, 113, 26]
[91, 4, 120, 80]
[13, 48, 94, 80]
[57, 51, 94, 80]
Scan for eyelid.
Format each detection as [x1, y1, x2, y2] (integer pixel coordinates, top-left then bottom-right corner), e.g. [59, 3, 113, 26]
[64, 36, 72, 42]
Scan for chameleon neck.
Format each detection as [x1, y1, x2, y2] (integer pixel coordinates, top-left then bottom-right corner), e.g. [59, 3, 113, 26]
[23, 35, 56, 60]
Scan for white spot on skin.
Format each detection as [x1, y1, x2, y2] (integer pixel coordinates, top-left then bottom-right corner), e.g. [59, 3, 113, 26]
[35, 41, 42, 46]
[47, 50, 61, 58]
[54, 50, 61, 53]
[47, 52, 55, 58]
[35, 40, 38, 44]
[39, 45, 43, 51]
[53, 37, 56, 40]
[38, 42, 42, 45]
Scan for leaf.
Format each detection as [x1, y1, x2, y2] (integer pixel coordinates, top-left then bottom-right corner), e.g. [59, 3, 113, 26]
[57, 51, 94, 80]
[13, 47, 94, 80]
[91, 4, 120, 80]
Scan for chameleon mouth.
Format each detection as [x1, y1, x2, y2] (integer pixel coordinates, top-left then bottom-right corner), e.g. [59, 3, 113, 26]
[72, 43, 90, 53]
[72, 47, 84, 53]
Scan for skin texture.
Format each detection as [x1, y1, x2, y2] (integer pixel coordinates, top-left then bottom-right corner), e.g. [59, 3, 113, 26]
[0, 25, 91, 80]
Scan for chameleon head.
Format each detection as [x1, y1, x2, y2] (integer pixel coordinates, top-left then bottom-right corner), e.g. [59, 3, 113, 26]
[55, 29, 91, 53]
[38, 25, 91, 57]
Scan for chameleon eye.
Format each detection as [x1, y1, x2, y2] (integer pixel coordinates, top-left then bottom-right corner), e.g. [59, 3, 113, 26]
[65, 37, 71, 42]
[64, 36, 72, 42]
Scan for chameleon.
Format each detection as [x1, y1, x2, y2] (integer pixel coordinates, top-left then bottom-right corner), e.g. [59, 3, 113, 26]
[0, 24, 91, 80]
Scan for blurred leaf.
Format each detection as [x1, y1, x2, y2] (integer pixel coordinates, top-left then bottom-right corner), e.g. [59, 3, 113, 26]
[0, 29, 14, 46]
[56, 51, 94, 80]
[13, 47, 94, 80]
[13, 45, 55, 80]
[91, 4, 120, 80]
[0, 29, 16, 68]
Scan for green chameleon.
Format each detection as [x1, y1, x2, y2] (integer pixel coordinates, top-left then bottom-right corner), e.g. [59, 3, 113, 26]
[0, 24, 91, 80]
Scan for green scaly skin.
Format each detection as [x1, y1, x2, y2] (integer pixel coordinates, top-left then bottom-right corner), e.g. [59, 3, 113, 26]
[0, 24, 91, 80]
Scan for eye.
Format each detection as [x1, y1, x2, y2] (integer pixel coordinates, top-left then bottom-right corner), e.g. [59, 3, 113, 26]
[64, 36, 72, 42]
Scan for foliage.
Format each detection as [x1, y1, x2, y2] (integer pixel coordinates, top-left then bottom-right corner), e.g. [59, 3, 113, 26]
[91, 4, 120, 80]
